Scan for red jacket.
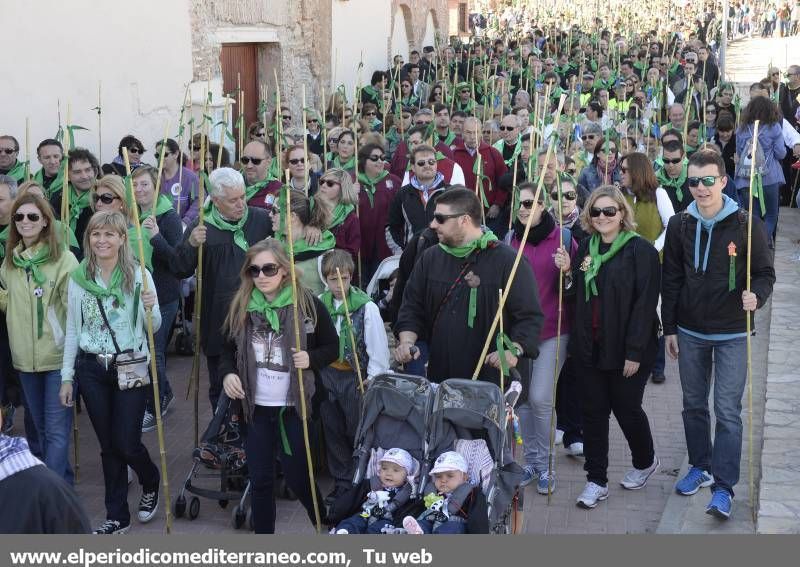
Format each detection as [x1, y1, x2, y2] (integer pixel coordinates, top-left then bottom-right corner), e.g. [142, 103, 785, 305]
[451, 141, 509, 207]
[358, 173, 400, 263]
[330, 210, 361, 260]
[247, 180, 283, 209]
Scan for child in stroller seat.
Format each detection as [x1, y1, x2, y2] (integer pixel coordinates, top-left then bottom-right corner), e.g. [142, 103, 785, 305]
[334, 448, 415, 534]
[403, 451, 488, 535]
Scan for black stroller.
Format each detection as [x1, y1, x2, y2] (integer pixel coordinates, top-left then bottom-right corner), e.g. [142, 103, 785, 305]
[172, 393, 252, 529]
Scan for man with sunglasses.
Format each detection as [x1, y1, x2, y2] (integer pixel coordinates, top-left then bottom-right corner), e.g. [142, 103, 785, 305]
[493, 115, 522, 169]
[305, 111, 324, 157]
[395, 187, 542, 387]
[240, 140, 280, 209]
[662, 150, 775, 520]
[779, 65, 800, 131]
[102, 135, 146, 177]
[49, 148, 100, 260]
[656, 140, 693, 213]
[0, 136, 26, 184]
[173, 167, 272, 411]
[390, 125, 460, 186]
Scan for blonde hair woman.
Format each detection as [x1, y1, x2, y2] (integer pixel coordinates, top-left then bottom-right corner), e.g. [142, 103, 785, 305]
[315, 168, 361, 262]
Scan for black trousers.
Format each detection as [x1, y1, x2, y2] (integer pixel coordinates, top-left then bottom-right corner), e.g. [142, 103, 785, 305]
[556, 356, 583, 447]
[577, 361, 655, 487]
[206, 355, 222, 412]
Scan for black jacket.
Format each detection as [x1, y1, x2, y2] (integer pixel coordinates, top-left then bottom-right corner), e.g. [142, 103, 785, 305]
[661, 210, 775, 336]
[568, 235, 661, 369]
[388, 228, 439, 326]
[0, 465, 90, 533]
[150, 208, 183, 305]
[387, 180, 449, 250]
[49, 189, 94, 260]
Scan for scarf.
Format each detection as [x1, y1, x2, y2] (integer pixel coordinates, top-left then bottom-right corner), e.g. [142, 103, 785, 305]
[67, 185, 92, 234]
[555, 206, 580, 230]
[33, 164, 65, 198]
[583, 231, 638, 301]
[440, 130, 456, 146]
[5, 160, 28, 183]
[493, 137, 523, 168]
[332, 155, 356, 171]
[245, 179, 271, 202]
[513, 211, 555, 246]
[0, 225, 7, 261]
[320, 287, 372, 361]
[246, 286, 294, 334]
[205, 205, 250, 252]
[139, 194, 173, 222]
[656, 160, 688, 203]
[357, 171, 389, 207]
[328, 203, 355, 230]
[439, 230, 498, 328]
[12, 244, 50, 339]
[0, 435, 43, 483]
[410, 172, 444, 204]
[70, 259, 127, 308]
[291, 230, 336, 256]
[595, 156, 618, 185]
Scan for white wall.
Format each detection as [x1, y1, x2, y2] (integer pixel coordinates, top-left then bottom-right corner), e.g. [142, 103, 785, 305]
[0, 0, 193, 167]
[330, 0, 393, 100]
[390, 6, 411, 62]
[421, 11, 437, 49]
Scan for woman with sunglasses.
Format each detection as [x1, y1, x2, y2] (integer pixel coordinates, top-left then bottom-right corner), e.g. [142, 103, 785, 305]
[0, 193, 78, 483]
[102, 136, 147, 177]
[577, 138, 622, 195]
[131, 166, 182, 430]
[503, 182, 576, 496]
[555, 185, 661, 510]
[427, 82, 445, 105]
[399, 80, 420, 109]
[154, 138, 199, 225]
[60, 211, 161, 534]
[314, 169, 360, 263]
[271, 189, 333, 296]
[332, 130, 357, 177]
[356, 143, 400, 283]
[219, 238, 337, 533]
[283, 145, 321, 196]
[550, 174, 588, 243]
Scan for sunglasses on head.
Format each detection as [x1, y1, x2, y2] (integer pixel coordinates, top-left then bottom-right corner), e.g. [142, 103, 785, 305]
[589, 206, 619, 217]
[14, 212, 41, 222]
[0, 148, 18, 154]
[240, 157, 264, 166]
[93, 193, 119, 204]
[367, 154, 385, 162]
[662, 157, 683, 165]
[551, 191, 577, 201]
[321, 179, 339, 187]
[432, 212, 465, 224]
[247, 263, 280, 278]
[416, 159, 437, 167]
[687, 175, 720, 187]
[288, 158, 305, 165]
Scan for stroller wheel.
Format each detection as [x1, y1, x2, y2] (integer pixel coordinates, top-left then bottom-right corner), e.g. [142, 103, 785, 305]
[173, 495, 186, 519]
[218, 499, 229, 509]
[246, 507, 253, 531]
[188, 497, 200, 520]
[175, 331, 193, 356]
[232, 504, 247, 529]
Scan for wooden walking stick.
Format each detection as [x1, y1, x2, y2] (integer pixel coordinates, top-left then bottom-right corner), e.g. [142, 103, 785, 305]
[25, 117, 31, 181]
[122, 147, 173, 534]
[284, 186, 323, 532]
[745, 119, 760, 523]
[217, 96, 230, 170]
[471, 94, 567, 379]
[302, 85, 310, 196]
[153, 122, 170, 217]
[97, 82, 102, 165]
[508, 153, 519, 231]
[335, 268, 365, 395]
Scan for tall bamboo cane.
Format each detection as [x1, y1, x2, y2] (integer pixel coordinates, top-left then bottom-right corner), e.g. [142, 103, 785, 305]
[302, 85, 310, 196]
[745, 119, 760, 522]
[471, 94, 567, 379]
[25, 117, 30, 181]
[335, 268, 365, 395]
[122, 147, 173, 534]
[152, 122, 170, 217]
[97, 82, 103, 165]
[217, 97, 230, 170]
[284, 185, 322, 532]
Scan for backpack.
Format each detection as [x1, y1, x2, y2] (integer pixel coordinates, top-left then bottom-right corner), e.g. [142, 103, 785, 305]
[735, 125, 767, 178]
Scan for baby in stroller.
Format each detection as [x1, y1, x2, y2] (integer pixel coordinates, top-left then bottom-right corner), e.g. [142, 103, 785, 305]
[334, 448, 415, 534]
[402, 451, 488, 535]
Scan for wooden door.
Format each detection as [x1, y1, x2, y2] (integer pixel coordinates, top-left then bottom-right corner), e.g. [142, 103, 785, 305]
[220, 44, 258, 160]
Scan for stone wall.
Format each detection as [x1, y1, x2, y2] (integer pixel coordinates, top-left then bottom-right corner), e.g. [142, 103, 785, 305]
[393, 0, 449, 51]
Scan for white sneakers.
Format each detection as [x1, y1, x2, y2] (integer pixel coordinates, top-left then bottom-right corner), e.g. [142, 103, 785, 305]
[576, 482, 609, 509]
[565, 442, 584, 457]
[620, 456, 660, 490]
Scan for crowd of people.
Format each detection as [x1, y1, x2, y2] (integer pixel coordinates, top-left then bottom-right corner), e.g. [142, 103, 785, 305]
[1, 1, 795, 535]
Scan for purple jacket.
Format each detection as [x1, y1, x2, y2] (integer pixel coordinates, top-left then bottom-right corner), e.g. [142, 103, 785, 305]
[506, 225, 576, 341]
[160, 166, 200, 224]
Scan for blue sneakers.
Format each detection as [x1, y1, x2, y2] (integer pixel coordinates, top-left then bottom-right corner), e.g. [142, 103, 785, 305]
[520, 466, 536, 488]
[706, 489, 733, 519]
[537, 470, 556, 495]
[675, 467, 714, 495]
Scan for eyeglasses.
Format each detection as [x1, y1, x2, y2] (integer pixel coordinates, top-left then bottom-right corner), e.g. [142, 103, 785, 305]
[662, 157, 683, 165]
[499, 126, 516, 131]
[281, 115, 292, 121]
[0, 148, 18, 154]
[415, 159, 437, 166]
[367, 154, 385, 162]
[128, 147, 145, 154]
[240, 157, 264, 166]
[432, 212, 465, 224]
[247, 263, 280, 278]
[14, 212, 41, 222]
[589, 206, 619, 217]
[255, 131, 266, 137]
[551, 191, 577, 201]
[93, 193, 119, 204]
[581, 135, 597, 140]
[321, 179, 340, 187]
[520, 199, 543, 209]
[288, 158, 305, 165]
[415, 121, 432, 126]
[365, 111, 377, 116]
[687, 175, 721, 187]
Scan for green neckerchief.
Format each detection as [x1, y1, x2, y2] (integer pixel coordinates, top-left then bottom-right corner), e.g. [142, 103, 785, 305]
[70, 259, 127, 308]
[33, 164, 65, 199]
[246, 179, 271, 202]
[455, 99, 476, 114]
[440, 130, 456, 146]
[320, 286, 372, 361]
[205, 205, 250, 252]
[584, 231, 639, 301]
[656, 159, 688, 202]
[357, 171, 388, 208]
[493, 137, 523, 168]
[438, 230, 498, 328]
[6, 160, 28, 183]
[127, 226, 154, 272]
[246, 286, 294, 333]
[495, 332, 517, 378]
[67, 185, 92, 234]
[0, 225, 8, 261]
[11, 243, 50, 338]
[138, 194, 173, 223]
[328, 202, 355, 230]
[332, 155, 356, 171]
[290, 230, 336, 256]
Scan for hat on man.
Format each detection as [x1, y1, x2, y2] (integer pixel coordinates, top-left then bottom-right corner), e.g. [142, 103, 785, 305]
[429, 451, 468, 475]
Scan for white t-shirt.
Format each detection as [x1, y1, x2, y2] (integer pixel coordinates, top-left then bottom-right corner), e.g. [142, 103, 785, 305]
[251, 331, 292, 407]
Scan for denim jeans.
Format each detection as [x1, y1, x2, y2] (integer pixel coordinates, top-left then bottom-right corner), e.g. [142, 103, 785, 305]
[336, 514, 394, 534]
[415, 518, 467, 534]
[677, 330, 747, 496]
[145, 300, 178, 412]
[739, 183, 779, 243]
[78, 353, 159, 524]
[18, 370, 74, 484]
